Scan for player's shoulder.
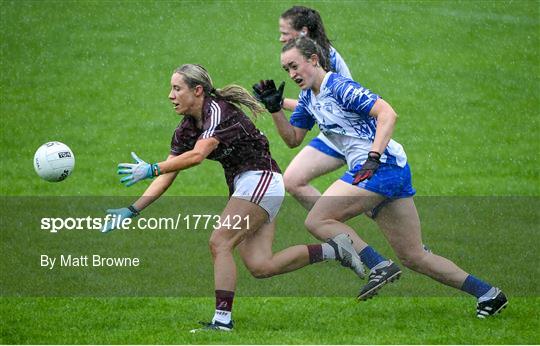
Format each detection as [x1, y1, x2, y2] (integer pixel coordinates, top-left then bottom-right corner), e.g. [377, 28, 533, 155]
[326, 72, 353, 91]
[329, 46, 346, 64]
[325, 73, 373, 106]
[203, 97, 243, 123]
[329, 46, 338, 58]
[204, 97, 226, 116]
[297, 88, 313, 105]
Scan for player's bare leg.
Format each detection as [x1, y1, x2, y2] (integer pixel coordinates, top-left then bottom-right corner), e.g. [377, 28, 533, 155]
[237, 220, 311, 278]
[193, 197, 269, 332]
[194, 196, 364, 332]
[305, 179, 384, 250]
[283, 146, 344, 210]
[237, 199, 363, 279]
[209, 198, 269, 293]
[373, 197, 507, 317]
[306, 180, 395, 283]
[374, 197, 468, 287]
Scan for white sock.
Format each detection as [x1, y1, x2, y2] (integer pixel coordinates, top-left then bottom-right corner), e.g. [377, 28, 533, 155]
[321, 243, 336, 260]
[372, 260, 391, 271]
[478, 287, 499, 302]
[212, 309, 232, 324]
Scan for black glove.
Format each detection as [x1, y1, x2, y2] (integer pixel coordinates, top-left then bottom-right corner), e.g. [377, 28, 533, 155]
[353, 151, 381, 184]
[252, 80, 285, 113]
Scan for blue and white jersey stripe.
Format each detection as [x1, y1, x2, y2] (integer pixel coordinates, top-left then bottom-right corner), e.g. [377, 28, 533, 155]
[329, 46, 352, 79]
[290, 72, 407, 169]
[202, 100, 222, 139]
[294, 46, 351, 157]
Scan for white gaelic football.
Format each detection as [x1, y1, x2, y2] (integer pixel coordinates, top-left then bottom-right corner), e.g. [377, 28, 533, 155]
[33, 141, 75, 182]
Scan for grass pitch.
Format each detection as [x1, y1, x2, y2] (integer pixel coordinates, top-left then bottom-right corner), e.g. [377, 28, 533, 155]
[2, 297, 539, 344]
[1, 0, 539, 344]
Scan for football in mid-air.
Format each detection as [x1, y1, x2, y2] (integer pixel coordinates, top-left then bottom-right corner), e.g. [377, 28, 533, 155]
[33, 141, 75, 182]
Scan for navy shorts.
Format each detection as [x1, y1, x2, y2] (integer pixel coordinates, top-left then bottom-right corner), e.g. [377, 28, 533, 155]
[340, 162, 416, 199]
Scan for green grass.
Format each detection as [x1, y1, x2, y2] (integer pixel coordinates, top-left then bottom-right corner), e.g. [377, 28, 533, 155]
[1, 0, 538, 196]
[2, 297, 539, 344]
[1, 0, 539, 344]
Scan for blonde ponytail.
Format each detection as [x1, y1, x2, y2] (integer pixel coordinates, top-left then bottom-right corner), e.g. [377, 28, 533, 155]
[174, 64, 264, 118]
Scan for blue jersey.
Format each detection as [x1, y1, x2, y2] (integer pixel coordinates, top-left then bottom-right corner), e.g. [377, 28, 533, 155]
[294, 46, 351, 157]
[296, 47, 351, 104]
[290, 72, 407, 169]
[329, 46, 351, 78]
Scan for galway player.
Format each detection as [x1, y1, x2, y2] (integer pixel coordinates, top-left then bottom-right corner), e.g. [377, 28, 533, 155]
[103, 64, 365, 331]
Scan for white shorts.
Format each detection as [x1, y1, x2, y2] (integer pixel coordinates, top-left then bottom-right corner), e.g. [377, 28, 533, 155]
[232, 170, 284, 221]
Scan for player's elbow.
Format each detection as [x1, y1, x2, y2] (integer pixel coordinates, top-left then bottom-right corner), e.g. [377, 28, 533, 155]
[284, 133, 304, 148]
[372, 99, 398, 123]
[285, 138, 301, 149]
[378, 102, 398, 123]
[388, 110, 398, 122]
[377, 110, 397, 131]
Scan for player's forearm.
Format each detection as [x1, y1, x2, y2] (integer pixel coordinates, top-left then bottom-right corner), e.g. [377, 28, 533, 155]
[271, 110, 302, 148]
[371, 109, 397, 154]
[158, 151, 205, 174]
[282, 98, 298, 112]
[132, 172, 178, 211]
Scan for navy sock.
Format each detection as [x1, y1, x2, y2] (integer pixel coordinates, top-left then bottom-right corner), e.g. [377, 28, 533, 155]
[359, 246, 386, 269]
[461, 275, 492, 298]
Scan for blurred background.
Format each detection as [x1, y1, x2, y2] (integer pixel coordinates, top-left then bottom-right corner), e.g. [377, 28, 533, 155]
[1, 1, 538, 197]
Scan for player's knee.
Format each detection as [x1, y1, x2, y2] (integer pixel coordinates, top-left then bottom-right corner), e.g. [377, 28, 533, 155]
[398, 251, 427, 272]
[304, 213, 328, 240]
[283, 170, 308, 195]
[247, 261, 276, 279]
[208, 234, 233, 258]
[304, 214, 319, 234]
[250, 269, 273, 279]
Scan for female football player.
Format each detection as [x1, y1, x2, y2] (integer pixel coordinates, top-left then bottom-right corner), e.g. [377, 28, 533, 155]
[277, 6, 351, 210]
[266, 6, 406, 291]
[103, 64, 365, 332]
[255, 37, 507, 318]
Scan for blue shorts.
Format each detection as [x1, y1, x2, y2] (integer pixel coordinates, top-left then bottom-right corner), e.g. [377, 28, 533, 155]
[340, 162, 416, 199]
[308, 137, 346, 161]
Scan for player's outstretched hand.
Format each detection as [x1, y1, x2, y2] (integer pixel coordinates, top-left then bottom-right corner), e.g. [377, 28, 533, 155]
[101, 206, 139, 233]
[353, 151, 381, 184]
[117, 152, 160, 187]
[252, 80, 285, 113]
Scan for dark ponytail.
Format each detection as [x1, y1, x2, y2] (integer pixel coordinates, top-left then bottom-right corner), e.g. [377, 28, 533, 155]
[281, 6, 332, 71]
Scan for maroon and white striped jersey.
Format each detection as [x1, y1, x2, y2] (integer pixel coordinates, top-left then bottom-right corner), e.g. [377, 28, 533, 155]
[170, 96, 281, 194]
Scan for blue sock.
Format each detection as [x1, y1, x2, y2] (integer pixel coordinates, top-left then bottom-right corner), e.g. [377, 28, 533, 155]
[461, 275, 492, 298]
[359, 246, 386, 269]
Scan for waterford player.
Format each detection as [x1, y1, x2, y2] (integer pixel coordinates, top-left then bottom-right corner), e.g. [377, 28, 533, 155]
[103, 64, 365, 332]
[255, 37, 507, 318]
[277, 6, 350, 210]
